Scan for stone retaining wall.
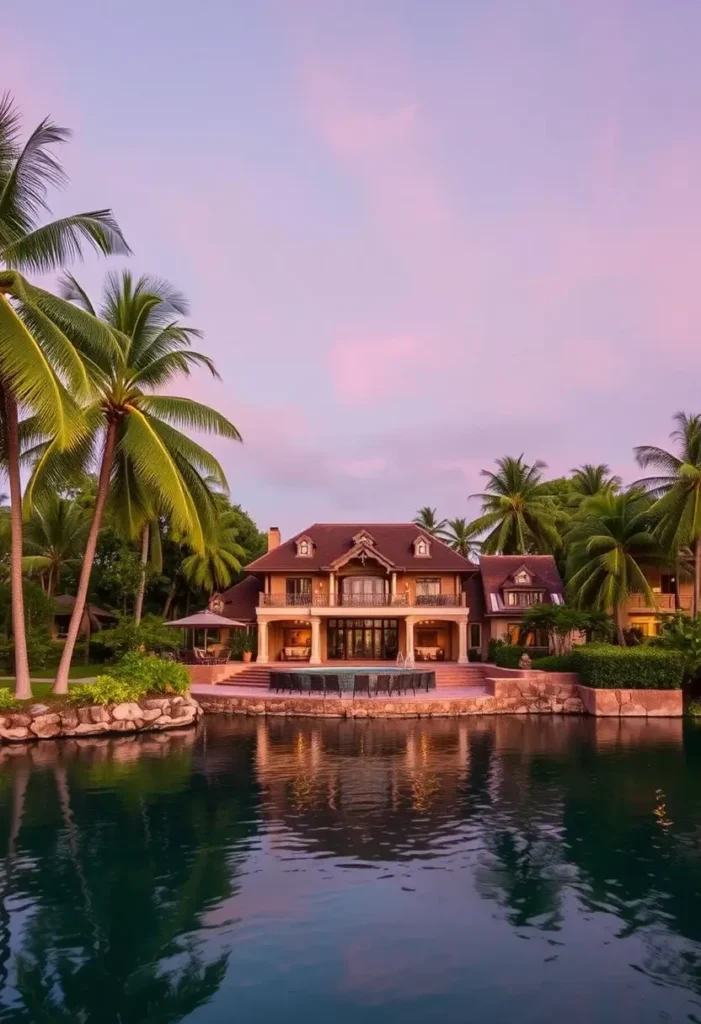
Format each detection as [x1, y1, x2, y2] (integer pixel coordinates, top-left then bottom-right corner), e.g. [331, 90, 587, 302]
[0, 694, 202, 743]
[577, 684, 683, 717]
[196, 686, 585, 719]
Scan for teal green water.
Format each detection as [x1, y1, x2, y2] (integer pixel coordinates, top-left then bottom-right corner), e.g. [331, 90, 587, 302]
[1, 716, 701, 1023]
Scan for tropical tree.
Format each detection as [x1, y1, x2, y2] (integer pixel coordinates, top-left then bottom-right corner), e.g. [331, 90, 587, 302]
[564, 489, 659, 645]
[27, 271, 241, 692]
[570, 464, 621, 498]
[0, 93, 128, 697]
[443, 517, 481, 560]
[412, 506, 446, 537]
[181, 506, 246, 595]
[634, 413, 701, 617]
[467, 455, 561, 555]
[22, 493, 88, 597]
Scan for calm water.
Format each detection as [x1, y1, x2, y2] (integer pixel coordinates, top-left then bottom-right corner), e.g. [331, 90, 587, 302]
[1, 717, 701, 1023]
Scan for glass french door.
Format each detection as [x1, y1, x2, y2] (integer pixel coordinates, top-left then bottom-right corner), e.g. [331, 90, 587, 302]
[340, 577, 386, 604]
[327, 619, 398, 660]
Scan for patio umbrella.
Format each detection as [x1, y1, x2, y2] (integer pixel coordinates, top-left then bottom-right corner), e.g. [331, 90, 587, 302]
[165, 610, 248, 653]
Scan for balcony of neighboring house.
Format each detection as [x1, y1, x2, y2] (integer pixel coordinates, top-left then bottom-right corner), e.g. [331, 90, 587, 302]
[628, 592, 690, 612]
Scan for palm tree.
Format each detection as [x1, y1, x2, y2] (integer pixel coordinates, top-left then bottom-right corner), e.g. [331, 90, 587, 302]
[634, 413, 701, 617]
[181, 506, 246, 595]
[570, 463, 621, 498]
[28, 271, 240, 692]
[443, 517, 481, 560]
[565, 489, 659, 645]
[413, 506, 446, 537]
[0, 93, 128, 698]
[467, 455, 561, 555]
[22, 493, 88, 597]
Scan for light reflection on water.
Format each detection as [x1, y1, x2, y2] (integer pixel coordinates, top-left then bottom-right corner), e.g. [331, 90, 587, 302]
[1, 715, 701, 1023]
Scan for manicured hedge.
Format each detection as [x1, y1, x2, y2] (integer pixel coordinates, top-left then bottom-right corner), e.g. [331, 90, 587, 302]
[494, 645, 549, 668]
[531, 654, 577, 672]
[570, 644, 684, 690]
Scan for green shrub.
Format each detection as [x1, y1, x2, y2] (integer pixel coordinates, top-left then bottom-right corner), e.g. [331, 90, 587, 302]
[0, 687, 20, 711]
[494, 645, 549, 668]
[96, 615, 182, 659]
[111, 651, 190, 694]
[71, 675, 144, 706]
[71, 653, 190, 706]
[686, 699, 701, 717]
[531, 654, 577, 672]
[570, 643, 684, 690]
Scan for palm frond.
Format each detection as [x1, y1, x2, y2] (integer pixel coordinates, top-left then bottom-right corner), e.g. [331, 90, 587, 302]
[1, 211, 130, 273]
[140, 396, 241, 440]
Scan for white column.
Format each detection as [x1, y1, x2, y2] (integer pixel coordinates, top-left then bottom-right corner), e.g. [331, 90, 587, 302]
[310, 616, 322, 665]
[391, 572, 397, 598]
[329, 572, 336, 606]
[405, 617, 415, 661]
[457, 618, 469, 664]
[258, 619, 269, 664]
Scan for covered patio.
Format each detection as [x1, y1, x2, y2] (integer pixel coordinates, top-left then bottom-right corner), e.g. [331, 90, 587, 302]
[165, 609, 247, 665]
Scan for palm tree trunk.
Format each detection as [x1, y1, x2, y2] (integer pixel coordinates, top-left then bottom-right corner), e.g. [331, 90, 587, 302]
[694, 539, 701, 619]
[615, 604, 627, 647]
[133, 524, 149, 626]
[53, 420, 118, 694]
[163, 579, 177, 619]
[3, 390, 32, 700]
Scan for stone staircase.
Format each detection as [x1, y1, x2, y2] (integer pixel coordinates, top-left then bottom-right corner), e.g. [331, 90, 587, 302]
[431, 663, 488, 689]
[219, 662, 488, 691]
[222, 664, 271, 689]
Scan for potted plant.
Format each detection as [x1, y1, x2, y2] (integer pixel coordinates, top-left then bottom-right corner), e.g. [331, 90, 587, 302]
[242, 634, 254, 663]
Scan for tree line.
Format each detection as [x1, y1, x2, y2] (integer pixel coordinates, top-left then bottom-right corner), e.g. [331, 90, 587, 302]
[414, 415, 701, 645]
[0, 94, 254, 698]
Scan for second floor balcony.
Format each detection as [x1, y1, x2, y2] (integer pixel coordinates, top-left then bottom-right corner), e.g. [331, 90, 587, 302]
[259, 592, 465, 609]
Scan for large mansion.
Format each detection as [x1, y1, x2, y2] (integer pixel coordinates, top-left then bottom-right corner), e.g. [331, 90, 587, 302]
[211, 524, 566, 663]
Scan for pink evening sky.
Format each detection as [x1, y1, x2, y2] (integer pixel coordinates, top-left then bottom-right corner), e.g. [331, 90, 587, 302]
[6, 0, 701, 535]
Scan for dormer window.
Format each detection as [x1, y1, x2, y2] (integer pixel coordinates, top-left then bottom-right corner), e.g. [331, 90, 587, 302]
[513, 569, 532, 585]
[413, 536, 431, 558]
[296, 535, 313, 557]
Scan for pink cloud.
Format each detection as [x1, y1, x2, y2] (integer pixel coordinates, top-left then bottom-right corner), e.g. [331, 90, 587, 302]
[328, 335, 431, 405]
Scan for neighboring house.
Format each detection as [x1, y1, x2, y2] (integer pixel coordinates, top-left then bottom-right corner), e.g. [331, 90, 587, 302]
[624, 567, 692, 637]
[53, 595, 117, 639]
[207, 524, 566, 663]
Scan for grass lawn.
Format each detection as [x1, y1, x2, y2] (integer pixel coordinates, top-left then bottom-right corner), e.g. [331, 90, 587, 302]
[1, 664, 105, 683]
[1, 666, 106, 708]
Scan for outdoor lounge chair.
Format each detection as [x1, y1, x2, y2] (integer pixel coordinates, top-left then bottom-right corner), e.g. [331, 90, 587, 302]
[323, 674, 341, 698]
[352, 674, 372, 699]
[310, 675, 325, 697]
[388, 673, 404, 697]
[375, 673, 392, 695]
[272, 672, 288, 693]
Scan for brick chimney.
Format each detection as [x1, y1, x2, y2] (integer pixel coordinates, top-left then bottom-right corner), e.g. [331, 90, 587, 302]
[267, 526, 281, 552]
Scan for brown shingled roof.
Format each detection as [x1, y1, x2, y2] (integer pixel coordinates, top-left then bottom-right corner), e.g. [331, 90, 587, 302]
[245, 523, 478, 573]
[218, 575, 261, 622]
[478, 555, 564, 615]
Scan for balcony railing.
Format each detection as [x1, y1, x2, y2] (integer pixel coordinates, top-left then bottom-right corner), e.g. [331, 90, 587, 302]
[627, 593, 690, 611]
[259, 593, 464, 608]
